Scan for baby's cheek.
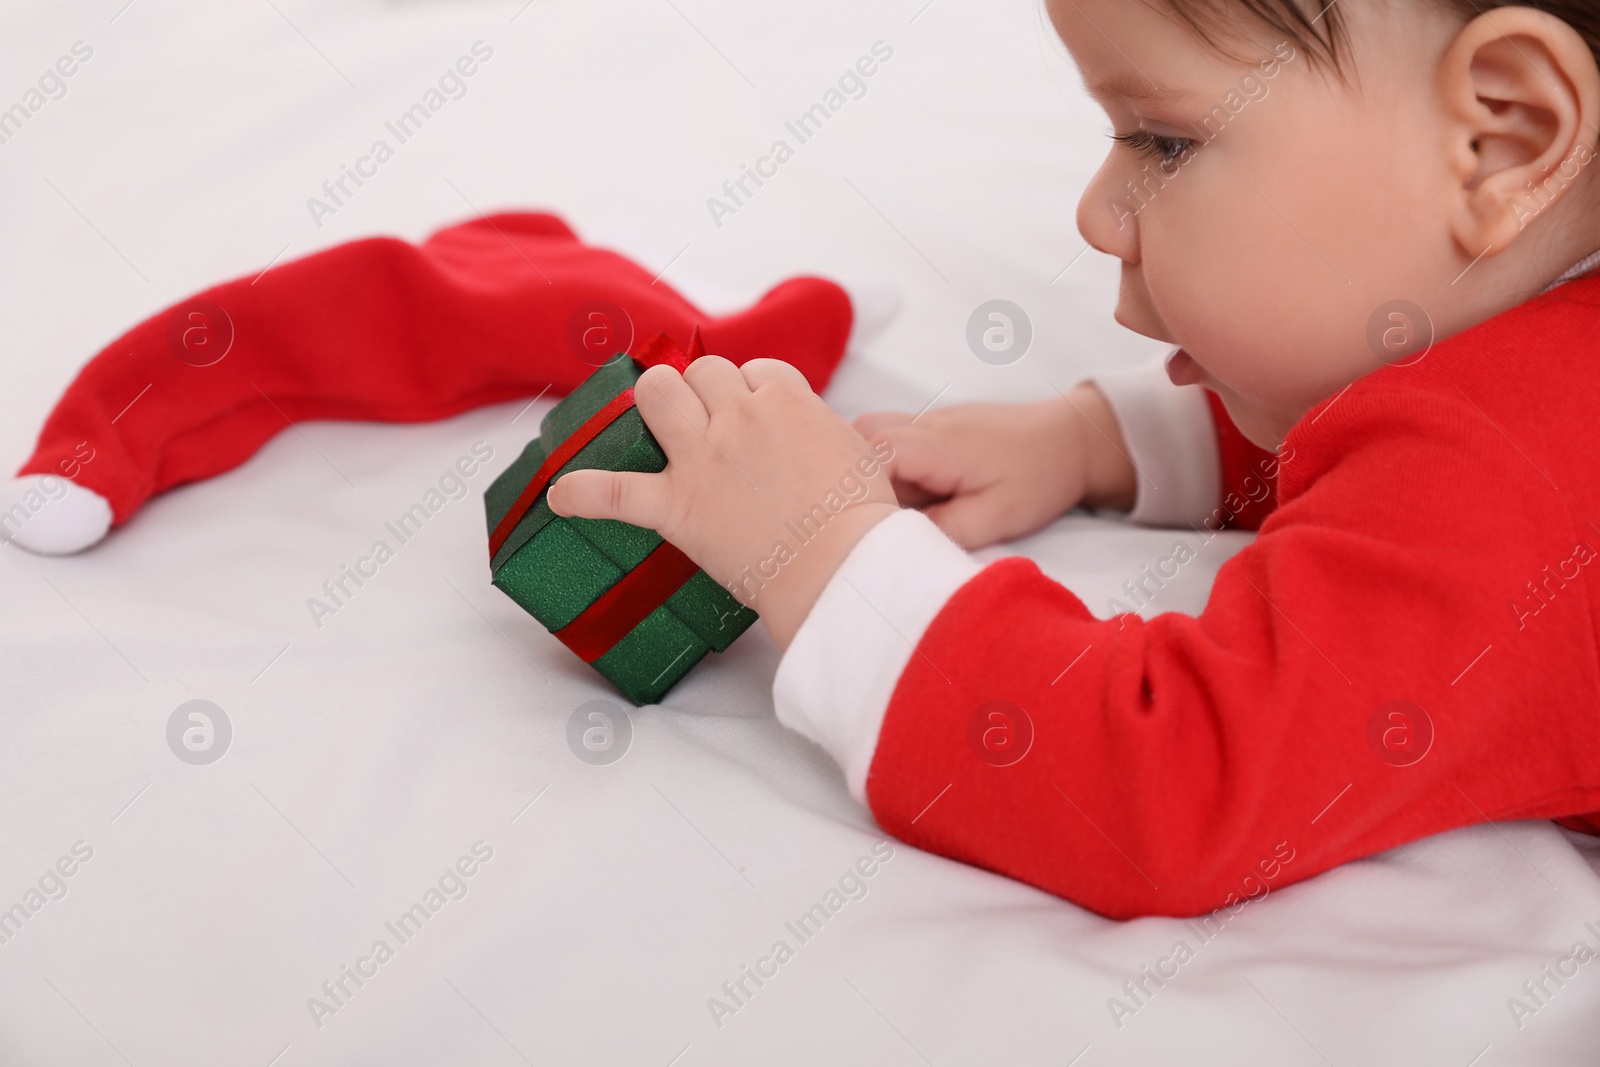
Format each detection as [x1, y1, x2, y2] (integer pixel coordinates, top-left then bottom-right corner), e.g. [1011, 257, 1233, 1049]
[1144, 205, 1365, 419]
[1146, 182, 1298, 322]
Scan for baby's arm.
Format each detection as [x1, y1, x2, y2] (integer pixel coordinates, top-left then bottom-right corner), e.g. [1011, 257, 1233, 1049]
[1089, 356, 1285, 532]
[545, 352, 1575, 921]
[850, 384, 1137, 549]
[856, 354, 1279, 550]
[776, 390, 1598, 918]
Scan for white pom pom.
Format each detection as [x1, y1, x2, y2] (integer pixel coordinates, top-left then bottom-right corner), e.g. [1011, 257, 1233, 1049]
[0, 475, 112, 555]
[843, 282, 904, 351]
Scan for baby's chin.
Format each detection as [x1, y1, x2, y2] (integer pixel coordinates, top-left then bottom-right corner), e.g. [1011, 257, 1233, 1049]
[1214, 387, 1292, 452]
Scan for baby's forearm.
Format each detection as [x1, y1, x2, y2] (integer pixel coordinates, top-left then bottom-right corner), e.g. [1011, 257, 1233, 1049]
[756, 501, 901, 652]
[765, 386, 1136, 650]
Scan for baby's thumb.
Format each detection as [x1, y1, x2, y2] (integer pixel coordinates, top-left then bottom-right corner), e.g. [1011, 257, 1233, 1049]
[548, 470, 671, 532]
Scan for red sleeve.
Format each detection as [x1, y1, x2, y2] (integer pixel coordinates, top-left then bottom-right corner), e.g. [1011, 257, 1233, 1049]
[864, 391, 1600, 918]
[1203, 388, 1280, 533]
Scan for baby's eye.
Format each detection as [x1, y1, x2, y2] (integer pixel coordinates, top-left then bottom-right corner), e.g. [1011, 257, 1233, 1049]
[1109, 129, 1192, 165]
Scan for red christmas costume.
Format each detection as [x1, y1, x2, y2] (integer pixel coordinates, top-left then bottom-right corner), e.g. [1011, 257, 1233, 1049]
[774, 271, 1600, 919]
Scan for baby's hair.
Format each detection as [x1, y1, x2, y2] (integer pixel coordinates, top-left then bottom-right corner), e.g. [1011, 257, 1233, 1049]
[1152, 0, 1600, 74]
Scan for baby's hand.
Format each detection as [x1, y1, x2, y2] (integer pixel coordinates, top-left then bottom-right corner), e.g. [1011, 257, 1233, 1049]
[853, 384, 1136, 550]
[547, 358, 900, 651]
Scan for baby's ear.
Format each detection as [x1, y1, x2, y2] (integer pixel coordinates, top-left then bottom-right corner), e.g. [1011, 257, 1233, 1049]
[1438, 7, 1600, 256]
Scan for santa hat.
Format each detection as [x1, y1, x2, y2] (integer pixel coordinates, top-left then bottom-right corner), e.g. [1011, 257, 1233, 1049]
[3, 212, 899, 554]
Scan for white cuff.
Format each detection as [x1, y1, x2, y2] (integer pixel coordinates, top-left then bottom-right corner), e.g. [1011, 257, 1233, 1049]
[772, 508, 982, 804]
[1086, 352, 1222, 528]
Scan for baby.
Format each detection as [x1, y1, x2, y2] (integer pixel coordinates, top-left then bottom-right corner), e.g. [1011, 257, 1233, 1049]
[550, 0, 1600, 918]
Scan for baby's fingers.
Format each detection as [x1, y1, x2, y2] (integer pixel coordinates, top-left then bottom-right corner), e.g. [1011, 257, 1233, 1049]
[634, 364, 709, 458]
[925, 489, 1018, 551]
[889, 478, 944, 509]
[548, 469, 673, 532]
[864, 423, 963, 500]
[853, 410, 914, 438]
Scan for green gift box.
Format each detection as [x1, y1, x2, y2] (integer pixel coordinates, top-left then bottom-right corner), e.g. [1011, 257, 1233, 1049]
[484, 332, 759, 704]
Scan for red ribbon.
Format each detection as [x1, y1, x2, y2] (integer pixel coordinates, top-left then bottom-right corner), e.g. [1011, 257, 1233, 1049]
[488, 387, 637, 559]
[552, 540, 702, 662]
[491, 327, 711, 665]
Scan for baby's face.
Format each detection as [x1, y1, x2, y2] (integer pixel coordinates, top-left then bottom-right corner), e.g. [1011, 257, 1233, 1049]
[1050, 0, 1468, 448]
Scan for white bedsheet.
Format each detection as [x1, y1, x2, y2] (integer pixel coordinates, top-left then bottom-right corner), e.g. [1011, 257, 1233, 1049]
[3, 1, 1599, 1064]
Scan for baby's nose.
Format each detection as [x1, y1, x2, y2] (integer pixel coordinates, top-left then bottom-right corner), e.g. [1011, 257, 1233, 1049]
[1076, 159, 1142, 265]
